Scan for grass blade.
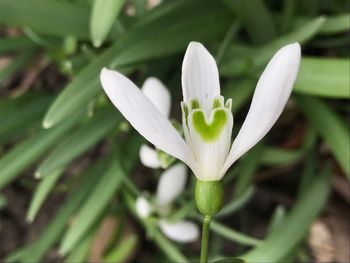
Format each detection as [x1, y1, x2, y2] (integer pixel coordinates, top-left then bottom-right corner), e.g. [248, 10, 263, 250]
[36, 109, 120, 178]
[26, 167, 65, 222]
[295, 95, 350, 177]
[59, 155, 128, 255]
[294, 57, 350, 98]
[0, 113, 80, 189]
[90, 0, 126, 47]
[0, 0, 90, 39]
[241, 165, 331, 262]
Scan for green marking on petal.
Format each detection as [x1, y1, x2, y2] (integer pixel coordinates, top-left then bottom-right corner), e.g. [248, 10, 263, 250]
[191, 99, 200, 109]
[213, 98, 222, 108]
[192, 109, 227, 142]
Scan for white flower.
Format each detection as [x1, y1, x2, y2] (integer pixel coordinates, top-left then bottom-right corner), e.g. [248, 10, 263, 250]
[135, 163, 199, 242]
[139, 78, 171, 169]
[100, 41, 301, 181]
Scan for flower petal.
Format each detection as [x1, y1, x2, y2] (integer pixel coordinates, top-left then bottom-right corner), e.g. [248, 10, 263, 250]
[139, 144, 161, 169]
[100, 68, 195, 171]
[221, 43, 301, 176]
[135, 196, 152, 218]
[181, 42, 220, 103]
[156, 163, 187, 205]
[141, 77, 171, 118]
[158, 219, 199, 243]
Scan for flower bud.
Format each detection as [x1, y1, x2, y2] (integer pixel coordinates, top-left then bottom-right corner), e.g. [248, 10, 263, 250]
[195, 180, 224, 216]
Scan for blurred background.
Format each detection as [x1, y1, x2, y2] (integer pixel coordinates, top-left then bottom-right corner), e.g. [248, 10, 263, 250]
[0, 0, 349, 262]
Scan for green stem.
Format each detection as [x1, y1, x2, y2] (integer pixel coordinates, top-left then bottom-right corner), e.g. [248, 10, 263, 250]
[200, 215, 212, 263]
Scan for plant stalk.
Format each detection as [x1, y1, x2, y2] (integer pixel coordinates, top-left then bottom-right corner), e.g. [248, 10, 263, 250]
[200, 215, 212, 263]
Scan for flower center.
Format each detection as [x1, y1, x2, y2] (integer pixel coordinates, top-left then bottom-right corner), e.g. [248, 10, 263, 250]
[192, 109, 227, 142]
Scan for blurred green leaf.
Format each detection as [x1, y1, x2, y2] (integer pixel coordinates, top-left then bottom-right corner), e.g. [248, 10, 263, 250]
[210, 220, 261, 246]
[104, 234, 138, 263]
[241, 165, 331, 262]
[260, 147, 302, 166]
[233, 143, 264, 198]
[0, 52, 34, 85]
[319, 13, 349, 34]
[295, 96, 350, 177]
[0, 36, 37, 54]
[5, 159, 105, 262]
[294, 57, 350, 98]
[221, 17, 326, 76]
[251, 16, 325, 68]
[0, 0, 90, 39]
[223, 79, 255, 114]
[36, 108, 120, 178]
[65, 228, 96, 263]
[214, 258, 245, 263]
[267, 205, 286, 234]
[27, 167, 65, 222]
[0, 113, 80, 189]
[90, 0, 126, 47]
[43, 0, 232, 128]
[59, 155, 127, 255]
[0, 93, 52, 144]
[217, 186, 254, 218]
[222, 0, 277, 44]
[153, 229, 189, 263]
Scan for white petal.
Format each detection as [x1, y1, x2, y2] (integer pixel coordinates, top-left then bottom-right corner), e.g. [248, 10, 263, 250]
[187, 108, 233, 181]
[181, 42, 220, 103]
[221, 43, 301, 176]
[156, 163, 187, 205]
[141, 77, 171, 118]
[135, 196, 152, 218]
[139, 144, 161, 169]
[100, 68, 195, 172]
[158, 220, 199, 243]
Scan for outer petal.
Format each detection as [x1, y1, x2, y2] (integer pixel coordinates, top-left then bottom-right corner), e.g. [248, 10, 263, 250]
[135, 196, 152, 218]
[139, 144, 161, 169]
[221, 43, 301, 176]
[100, 68, 195, 171]
[181, 42, 220, 103]
[156, 163, 187, 206]
[158, 219, 199, 243]
[141, 77, 171, 118]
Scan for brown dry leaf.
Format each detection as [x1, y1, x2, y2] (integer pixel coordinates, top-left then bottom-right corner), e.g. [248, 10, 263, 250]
[89, 216, 117, 262]
[308, 220, 335, 263]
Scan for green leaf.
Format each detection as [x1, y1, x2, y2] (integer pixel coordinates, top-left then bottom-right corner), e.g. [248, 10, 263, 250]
[65, 228, 96, 263]
[210, 220, 260, 246]
[241, 165, 331, 262]
[0, 36, 37, 54]
[220, 17, 326, 77]
[5, 160, 105, 262]
[0, 52, 35, 86]
[104, 234, 138, 263]
[223, 79, 255, 114]
[0, 0, 90, 39]
[251, 16, 325, 68]
[294, 57, 350, 98]
[214, 258, 245, 263]
[36, 109, 120, 178]
[295, 96, 350, 177]
[152, 229, 189, 263]
[260, 147, 303, 166]
[222, 0, 277, 44]
[0, 113, 80, 189]
[0, 93, 52, 144]
[90, 0, 126, 47]
[26, 167, 65, 222]
[59, 156, 126, 255]
[319, 13, 350, 35]
[43, 0, 231, 127]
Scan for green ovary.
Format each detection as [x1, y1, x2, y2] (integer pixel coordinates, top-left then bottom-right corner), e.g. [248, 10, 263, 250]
[192, 109, 227, 142]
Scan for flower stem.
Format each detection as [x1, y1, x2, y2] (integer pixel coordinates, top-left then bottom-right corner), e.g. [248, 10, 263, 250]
[200, 215, 212, 263]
